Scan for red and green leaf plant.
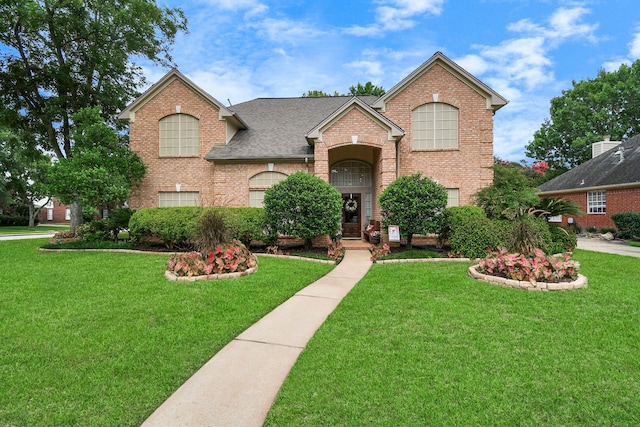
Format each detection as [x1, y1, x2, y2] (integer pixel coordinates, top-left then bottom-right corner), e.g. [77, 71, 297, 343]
[477, 247, 580, 283]
[327, 241, 345, 263]
[370, 243, 391, 262]
[166, 240, 257, 277]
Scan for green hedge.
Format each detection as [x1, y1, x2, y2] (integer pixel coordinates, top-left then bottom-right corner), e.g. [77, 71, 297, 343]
[440, 206, 571, 258]
[0, 215, 30, 226]
[611, 212, 640, 239]
[128, 207, 265, 250]
[440, 206, 505, 259]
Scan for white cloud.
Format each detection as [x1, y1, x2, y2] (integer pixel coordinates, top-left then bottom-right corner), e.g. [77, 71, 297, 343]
[345, 0, 444, 35]
[346, 60, 383, 78]
[249, 17, 327, 44]
[204, 0, 267, 14]
[629, 28, 640, 59]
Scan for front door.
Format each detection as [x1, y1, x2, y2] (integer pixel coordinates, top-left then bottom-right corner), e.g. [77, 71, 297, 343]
[342, 193, 361, 238]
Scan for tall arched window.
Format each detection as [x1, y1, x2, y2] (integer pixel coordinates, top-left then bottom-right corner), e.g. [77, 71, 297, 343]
[159, 114, 199, 156]
[249, 171, 288, 207]
[412, 103, 459, 149]
[330, 160, 372, 187]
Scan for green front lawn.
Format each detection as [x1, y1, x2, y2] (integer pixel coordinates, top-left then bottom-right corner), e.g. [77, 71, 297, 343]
[0, 224, 69, 234]
[266, 250, 640, 426]
[628, 240, 640, 247]
[0, 239, 333, 426]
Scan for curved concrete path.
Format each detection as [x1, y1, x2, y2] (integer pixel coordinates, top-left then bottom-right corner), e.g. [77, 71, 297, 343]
[577, 237, 640, 258]
[142, 249, 373, 427]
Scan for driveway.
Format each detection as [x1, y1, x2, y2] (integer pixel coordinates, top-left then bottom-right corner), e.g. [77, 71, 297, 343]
[0, 232, 56, 241]
[577, 237, 640, 258]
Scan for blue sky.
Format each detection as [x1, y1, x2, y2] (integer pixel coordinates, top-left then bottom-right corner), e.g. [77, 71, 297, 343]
[140, 0, 640, 162]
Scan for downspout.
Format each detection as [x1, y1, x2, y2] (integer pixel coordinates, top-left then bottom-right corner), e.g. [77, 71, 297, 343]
[305, 157, 309, 173]
[396, 139, 400, 178]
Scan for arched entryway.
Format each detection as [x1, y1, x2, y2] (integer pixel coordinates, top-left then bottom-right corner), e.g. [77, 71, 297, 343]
[330, 160, 373, 238]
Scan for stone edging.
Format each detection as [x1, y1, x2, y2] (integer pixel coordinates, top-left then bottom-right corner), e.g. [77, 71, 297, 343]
[467, 264, 587, 291]
[376, 257, 472, 264]
[255, 253, 336, 265]
[165, 264, 259, 282]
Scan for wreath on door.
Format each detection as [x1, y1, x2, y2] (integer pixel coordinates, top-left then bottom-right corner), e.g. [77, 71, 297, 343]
[344, 198, 358, 213]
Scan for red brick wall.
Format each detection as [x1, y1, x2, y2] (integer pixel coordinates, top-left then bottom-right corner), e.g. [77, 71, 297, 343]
[543, 186, 640, 231]
[38, 200, 70, 223]
[382, 63, 494, 205]
[128, 62, 497, 212]
[128, 78, 226, 209]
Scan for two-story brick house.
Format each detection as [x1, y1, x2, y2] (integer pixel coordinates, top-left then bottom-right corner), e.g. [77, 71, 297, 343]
[119, 52, 507, 238]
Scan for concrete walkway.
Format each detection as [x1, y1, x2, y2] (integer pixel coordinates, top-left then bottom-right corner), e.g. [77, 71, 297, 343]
[577, 237, 640, 258]
[141, 249, 373, 427]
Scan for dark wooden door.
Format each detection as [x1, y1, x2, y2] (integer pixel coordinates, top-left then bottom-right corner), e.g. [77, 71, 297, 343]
[342, 193, 361, 238]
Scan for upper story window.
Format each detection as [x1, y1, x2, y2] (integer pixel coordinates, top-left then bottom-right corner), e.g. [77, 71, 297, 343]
[411, 103, 459, 150]
[159, 114, 199, 157]
[249, 171, 288, 207]
[587, 191, 606, 214]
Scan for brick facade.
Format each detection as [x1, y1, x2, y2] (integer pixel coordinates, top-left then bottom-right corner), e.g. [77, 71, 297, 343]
[545, 186, 640, 231]
[122, 53, 506, 238]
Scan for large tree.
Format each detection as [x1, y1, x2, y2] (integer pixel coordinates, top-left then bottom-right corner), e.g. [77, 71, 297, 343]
[302, 82, 385, 97]
[526, 60, 640, 171]
[0, 129, 50, 226]
[378, 174, 447, 248]
[0, 0, 186, 229]
[47, 107, 146, 212]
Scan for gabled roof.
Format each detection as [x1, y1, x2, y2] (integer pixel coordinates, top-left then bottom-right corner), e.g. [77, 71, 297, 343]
[118, 69, 247, 129]
[305, 96, 404, 142]
[205, 96, 380, 162]
[538, 134, 640, 194]
[372, 51, 508, 112]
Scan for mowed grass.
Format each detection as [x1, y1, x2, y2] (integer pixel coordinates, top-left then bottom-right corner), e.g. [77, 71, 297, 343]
[0, 224, 69, 234]
[266, 250, 640, 426]
[0, 239, 333, 426]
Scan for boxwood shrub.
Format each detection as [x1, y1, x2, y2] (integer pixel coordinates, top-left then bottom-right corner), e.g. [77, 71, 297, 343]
[440, 206, 505, 259]
[611, 212, 640, 239]
[129, 207, 265, 250]
[0, 214, 31, 226]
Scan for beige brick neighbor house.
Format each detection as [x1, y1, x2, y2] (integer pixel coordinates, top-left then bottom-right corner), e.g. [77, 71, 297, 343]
[119, 52, 507, 238]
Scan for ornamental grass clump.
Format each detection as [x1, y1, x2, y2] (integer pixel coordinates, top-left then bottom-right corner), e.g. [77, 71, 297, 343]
[478, 247, 579, 283]
[166, 240, 256, 277]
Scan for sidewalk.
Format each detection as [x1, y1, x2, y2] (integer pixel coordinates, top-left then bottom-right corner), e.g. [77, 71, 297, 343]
[142, 249, 373, 427]
[0, 232, 56, 241]
[577, 237, 640, 258]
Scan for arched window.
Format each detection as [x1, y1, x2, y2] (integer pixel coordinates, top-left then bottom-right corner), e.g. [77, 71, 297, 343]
[412, 103, 459, 149]
[159, 114, 199, 156]
[249, 171, 288, 207]
[330, 160, 372, 187]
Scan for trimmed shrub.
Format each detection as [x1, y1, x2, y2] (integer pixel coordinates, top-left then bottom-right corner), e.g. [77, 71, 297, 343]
[129, 207, 205, 250]
[129, 207, 265, 250]
[611, 212, 640, 239]
[548, 225, 577, 254]
[264, 172, 342, 249]
[440, 206, 504, 259]
[0, 214, 30, 226]
[75, 220, 112, 242]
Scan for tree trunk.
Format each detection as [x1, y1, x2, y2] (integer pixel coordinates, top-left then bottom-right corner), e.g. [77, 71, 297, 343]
[406, 233, 413, 249]
[69, 200, 83, 232]
[28, 204, 36, 227]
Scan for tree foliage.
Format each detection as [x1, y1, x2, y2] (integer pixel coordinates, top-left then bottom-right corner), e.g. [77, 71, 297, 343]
[302, 82, 385, 97]
[263, 172, 342, 249]
[474, 163, 540, 220]
[526, 60, 640, 171]
[0, 0, 186, 228]
[378, 174, 447, 248]
[348, 81, 386, 97]
[47, 107, 146, 210]
[0, 128, 50, 226]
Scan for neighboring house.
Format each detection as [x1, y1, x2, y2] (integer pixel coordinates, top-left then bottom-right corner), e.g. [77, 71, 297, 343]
[538, 135, 640, 230]
[118, 51, 508, 239]
[36, 198, 111, 224]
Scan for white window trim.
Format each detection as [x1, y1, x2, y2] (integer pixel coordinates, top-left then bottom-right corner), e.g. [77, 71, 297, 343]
[587, 191, 606, 214]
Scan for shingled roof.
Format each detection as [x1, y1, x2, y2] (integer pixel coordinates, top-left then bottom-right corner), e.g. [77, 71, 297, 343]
[205, 95, 380, 162]
[538, 134, 640, 194]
